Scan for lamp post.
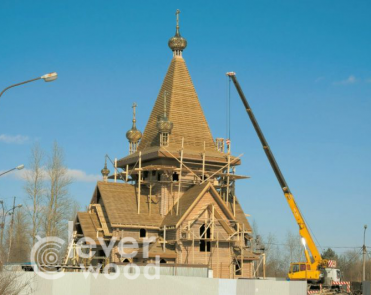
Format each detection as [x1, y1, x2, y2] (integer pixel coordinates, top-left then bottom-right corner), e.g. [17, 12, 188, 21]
[363, 224, 368, 282]
[0, 198, 22, 260]
[0, 164, 24, 177]
[0, 165, 24, 260]
[0, 200, 5, 253]
[0, 72, 58, 100]
[5, 197, 22, 263]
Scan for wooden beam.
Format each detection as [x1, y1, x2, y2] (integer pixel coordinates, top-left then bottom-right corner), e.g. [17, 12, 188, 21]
[226, 145, 231, 205]
[202, 141, 206, 181]
[217, 231, 219, 278]
[163, 225, 166, 252]
[176, 138, 184, 215]
[138, 151, 142, 214]
[114, 158, 117, 183]
[192, 230, 195, 264]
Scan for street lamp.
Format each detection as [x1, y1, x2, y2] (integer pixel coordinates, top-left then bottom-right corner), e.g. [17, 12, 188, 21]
[363, 224, 368, 281]
[0, 72, 58, 100]
[0, 164, 25, 177]
[3, 196, 23, 262]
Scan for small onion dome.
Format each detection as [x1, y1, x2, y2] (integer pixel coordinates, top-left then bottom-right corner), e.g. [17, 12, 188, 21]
[101, 162, 110, 178]
[157, 115, 173, 133]
[126, 122, 142, 143]
[168, 9, 187, 52]
[168, 33, 187, 52]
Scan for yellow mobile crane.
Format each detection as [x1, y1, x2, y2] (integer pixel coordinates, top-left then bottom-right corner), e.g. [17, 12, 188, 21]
[226, 72, 342, 287]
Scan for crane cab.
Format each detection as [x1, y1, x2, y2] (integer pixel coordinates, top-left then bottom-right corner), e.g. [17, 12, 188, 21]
[288, 263, 320, 280]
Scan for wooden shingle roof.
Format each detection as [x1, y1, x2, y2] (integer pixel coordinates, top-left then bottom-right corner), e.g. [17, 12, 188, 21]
[161, 182, 245, 229]
[161, 182, 209, 227]
[233, 200, 252, 232]
[81, 181, 251, 235]
[138, 56, 216, 152]
[96, 182, 163, 227]
[76, 212, 99, 242]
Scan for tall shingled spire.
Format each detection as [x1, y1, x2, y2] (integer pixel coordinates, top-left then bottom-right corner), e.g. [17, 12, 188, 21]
[137, 10, 216, 153]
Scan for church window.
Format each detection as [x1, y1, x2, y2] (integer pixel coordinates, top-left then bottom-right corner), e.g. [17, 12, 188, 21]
[199, 224, 211, 252]
[235, 260, 242, 275]
[160, 132, 169, 147]
[140, 228, 147, 238]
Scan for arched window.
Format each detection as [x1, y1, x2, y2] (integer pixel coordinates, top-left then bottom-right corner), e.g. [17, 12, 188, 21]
[140, 228, 147, 238]
[122, 259, 130, 263]
[160, 133, 169, 147]
[199, 224, 211, 252]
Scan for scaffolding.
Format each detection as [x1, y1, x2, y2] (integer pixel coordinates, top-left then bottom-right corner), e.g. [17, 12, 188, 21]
[108, 141, 248, 218]
[156, 204, 258, 278]
[85, 138, 261, 278]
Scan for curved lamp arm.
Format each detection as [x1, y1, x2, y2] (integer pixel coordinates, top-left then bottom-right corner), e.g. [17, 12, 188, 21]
[0, 72, 58, 100]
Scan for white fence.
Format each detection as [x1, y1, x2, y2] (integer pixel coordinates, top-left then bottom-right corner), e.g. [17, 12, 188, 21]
[364, 281, 371, 295]
[10, 272, 307, 295]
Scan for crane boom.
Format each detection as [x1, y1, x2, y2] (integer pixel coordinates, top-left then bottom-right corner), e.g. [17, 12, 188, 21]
[226, 72, 322, 268]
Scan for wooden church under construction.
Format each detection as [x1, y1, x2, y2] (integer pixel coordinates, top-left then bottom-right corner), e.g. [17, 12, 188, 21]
[72, 10, 261, 279]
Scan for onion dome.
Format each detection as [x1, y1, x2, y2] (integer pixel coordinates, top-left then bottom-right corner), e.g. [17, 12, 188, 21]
[168, 9, 187, 52]
[126, 103, 142, 143]
[126, 123, 142, 143]
[101, 157, 110, 178]
[157, 91, 173, 133]
[157, 115, 173, 133]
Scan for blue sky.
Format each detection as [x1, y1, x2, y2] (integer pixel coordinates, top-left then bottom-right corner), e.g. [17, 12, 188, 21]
[0, 0, 370, 252]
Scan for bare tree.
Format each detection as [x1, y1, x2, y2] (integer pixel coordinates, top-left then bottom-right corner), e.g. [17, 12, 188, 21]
[0, 202, 9, 263]
[0, 271, 32, 295]
[7, 208, 30, 263]
[264, 233, 286, 277]
[44, 142, 72, 238]
[282, 231, 303, 272]
[260, 230, 304, 278]
[251, 219, 259, 239]
[23, 143, 45, 246]
[338, 249, 363, 281]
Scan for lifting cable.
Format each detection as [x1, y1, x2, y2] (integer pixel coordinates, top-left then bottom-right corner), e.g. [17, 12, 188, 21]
[302, 212, 324, 253]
